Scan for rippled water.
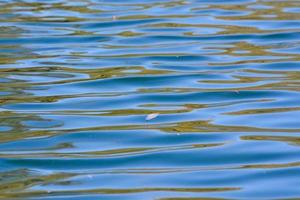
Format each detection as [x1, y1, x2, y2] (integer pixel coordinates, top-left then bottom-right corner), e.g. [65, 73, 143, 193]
[1, 0, 300, 199]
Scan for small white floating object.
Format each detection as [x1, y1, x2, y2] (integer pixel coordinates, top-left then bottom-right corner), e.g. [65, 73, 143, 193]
[146, 113, 159, 121]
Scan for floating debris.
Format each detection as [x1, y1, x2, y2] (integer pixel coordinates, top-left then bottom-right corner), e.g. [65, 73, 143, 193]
[146, 113, 159, 121]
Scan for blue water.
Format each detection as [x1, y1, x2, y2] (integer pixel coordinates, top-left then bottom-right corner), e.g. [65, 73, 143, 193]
[1, 0, 300, 199]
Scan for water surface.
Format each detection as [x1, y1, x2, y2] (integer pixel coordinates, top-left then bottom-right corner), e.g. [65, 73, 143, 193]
[1, 0, 300, 199]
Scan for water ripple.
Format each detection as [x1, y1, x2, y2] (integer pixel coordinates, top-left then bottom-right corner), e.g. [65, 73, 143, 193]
[1, 0, 300, 199]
